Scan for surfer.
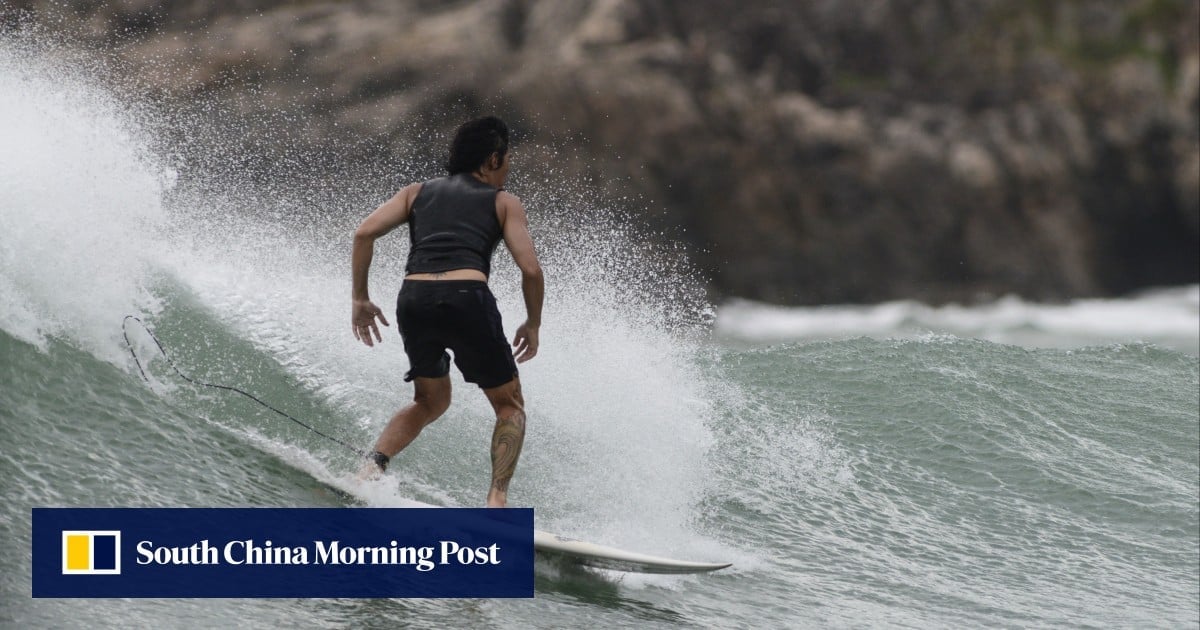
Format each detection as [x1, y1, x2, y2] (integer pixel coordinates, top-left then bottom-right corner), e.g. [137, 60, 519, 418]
[350, 116, 544, 508]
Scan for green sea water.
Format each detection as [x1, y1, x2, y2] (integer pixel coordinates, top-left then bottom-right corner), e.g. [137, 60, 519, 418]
[3, 317, 1198, 628]
[2, 36, 1198, 629]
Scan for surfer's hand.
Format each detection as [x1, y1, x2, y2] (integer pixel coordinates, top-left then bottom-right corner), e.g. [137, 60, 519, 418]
[352, 299, 389, 347]
[512, 322, 539, 363]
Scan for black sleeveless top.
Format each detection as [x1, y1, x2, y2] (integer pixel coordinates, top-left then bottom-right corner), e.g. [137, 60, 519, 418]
[405, 174, 503, 276]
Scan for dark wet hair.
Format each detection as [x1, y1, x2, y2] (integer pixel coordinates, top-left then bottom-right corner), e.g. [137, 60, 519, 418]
[444, 116, 509, 175]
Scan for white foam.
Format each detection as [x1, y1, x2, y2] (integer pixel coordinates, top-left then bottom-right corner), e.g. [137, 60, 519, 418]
[0, 40, 167, 361]
[0, 40, 749, 568]
[162, 180, 725, 555]
[716, 287, 1200, 354]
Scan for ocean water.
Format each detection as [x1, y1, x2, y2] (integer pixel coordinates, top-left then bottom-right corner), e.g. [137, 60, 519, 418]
[2, 39, 1198, 629]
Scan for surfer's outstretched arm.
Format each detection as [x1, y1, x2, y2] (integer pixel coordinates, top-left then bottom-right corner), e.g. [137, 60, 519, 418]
[498, 192, 543, 363]
[351, 183, 421, 347]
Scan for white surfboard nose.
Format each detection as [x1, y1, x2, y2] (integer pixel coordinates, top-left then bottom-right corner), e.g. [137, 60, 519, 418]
[534, 530, 732, 574]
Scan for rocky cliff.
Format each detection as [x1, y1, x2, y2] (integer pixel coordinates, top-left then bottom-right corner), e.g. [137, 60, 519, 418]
[6, 0, 1198, 304]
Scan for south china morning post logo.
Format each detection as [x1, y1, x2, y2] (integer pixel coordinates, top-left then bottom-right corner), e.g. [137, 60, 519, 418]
[33, 508, 533, 598]
[132, 536, 499, 572]
[61, 530, 121, 575]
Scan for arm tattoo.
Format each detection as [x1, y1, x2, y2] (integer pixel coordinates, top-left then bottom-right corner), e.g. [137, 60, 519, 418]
[490, 412, 526, 494]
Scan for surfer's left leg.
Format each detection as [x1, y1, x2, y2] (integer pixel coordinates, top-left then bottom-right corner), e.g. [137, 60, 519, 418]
[357, 376, 451, 480]
[482, 378, 525, 507]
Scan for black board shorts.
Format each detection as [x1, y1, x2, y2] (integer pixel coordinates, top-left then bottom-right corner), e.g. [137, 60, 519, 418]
[395, 280, 518, 389]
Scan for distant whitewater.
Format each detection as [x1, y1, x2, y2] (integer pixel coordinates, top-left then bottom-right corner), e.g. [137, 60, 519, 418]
[717, 286, 1200, 355]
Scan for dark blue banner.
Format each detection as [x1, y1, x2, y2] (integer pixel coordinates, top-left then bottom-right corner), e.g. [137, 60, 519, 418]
[33, 508, 533, 598]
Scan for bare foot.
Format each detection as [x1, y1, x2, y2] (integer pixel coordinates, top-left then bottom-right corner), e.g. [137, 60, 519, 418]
[355, 459, 384, 482]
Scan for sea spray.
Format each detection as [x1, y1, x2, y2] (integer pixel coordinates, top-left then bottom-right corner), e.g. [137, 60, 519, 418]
[1, 35, 732, 562]
[0, 36, 169, 359]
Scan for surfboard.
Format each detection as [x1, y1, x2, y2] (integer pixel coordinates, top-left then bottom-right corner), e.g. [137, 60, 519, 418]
[533, 529, 731, 574]
[322, 479, 730, 574]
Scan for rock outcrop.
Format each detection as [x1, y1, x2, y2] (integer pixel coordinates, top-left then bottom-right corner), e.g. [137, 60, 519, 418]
[6, 0, 1198, 303]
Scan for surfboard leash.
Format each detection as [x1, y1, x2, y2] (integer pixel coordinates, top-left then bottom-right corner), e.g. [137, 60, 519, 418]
[121, 315, 368, 458]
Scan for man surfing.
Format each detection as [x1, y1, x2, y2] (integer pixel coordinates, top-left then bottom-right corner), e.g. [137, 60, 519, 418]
[350, 116, 544, 508]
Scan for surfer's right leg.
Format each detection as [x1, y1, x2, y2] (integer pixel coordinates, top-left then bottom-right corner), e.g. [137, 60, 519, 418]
[358, 376, 451, 479]
[482, 378, 526, 507]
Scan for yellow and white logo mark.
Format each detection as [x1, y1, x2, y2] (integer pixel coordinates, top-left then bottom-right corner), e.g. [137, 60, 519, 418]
[61, 531, 121, 575]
